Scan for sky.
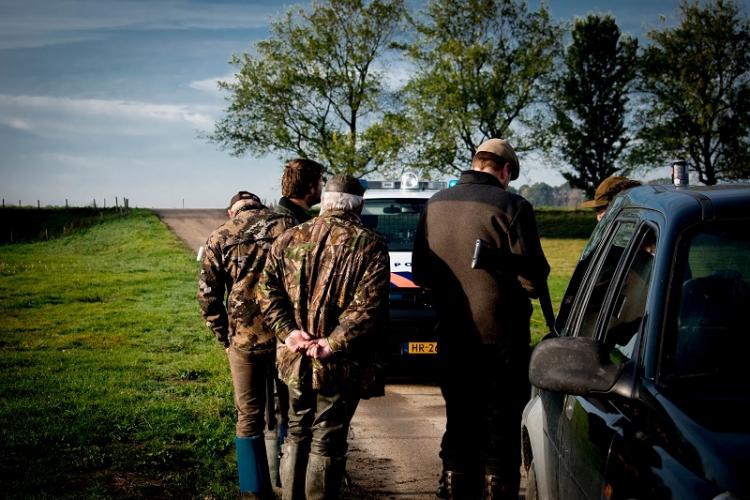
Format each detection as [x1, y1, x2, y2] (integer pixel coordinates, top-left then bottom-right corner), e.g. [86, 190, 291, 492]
[1, 0, 743, 208]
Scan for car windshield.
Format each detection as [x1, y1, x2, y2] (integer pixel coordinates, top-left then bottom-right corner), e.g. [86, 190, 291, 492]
[663, 222, 750, 396]
[361, 198, 427, 251]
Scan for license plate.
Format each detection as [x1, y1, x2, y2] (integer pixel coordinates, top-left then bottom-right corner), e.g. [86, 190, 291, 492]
[406, 342, 438, 354]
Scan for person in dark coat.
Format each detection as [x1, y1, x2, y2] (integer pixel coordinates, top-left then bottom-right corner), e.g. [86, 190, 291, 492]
[412, 138, 551, 500]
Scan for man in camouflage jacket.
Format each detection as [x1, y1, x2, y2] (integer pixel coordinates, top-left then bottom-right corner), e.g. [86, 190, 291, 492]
[260, 174, 389, 500]
[197, 191, 293, 499]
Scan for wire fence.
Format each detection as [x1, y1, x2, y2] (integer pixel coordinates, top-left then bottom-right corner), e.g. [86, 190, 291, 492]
[2, 197, 130, 210]
[0, 198, 133, 244]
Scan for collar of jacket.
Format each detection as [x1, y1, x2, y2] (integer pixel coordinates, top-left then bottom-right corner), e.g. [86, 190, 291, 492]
[234, 199, 263, 215]
[320, 208, 361, 224]
[277, 196, 311, 224]
[458, 169, 505, 189]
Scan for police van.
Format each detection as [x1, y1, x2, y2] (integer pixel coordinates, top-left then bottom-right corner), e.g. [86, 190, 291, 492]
[360, 172, 452, 374]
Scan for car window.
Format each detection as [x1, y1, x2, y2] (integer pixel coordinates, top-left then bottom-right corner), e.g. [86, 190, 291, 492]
[663, 222, 750, 393]
[361, 198, 427, 251]
[603, 227, 657, 363]
[575, 221, 636, 337]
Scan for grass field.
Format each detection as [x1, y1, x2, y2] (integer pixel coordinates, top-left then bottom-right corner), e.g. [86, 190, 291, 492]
[0, 210, 236, 498]
[0, 209, 588, 498]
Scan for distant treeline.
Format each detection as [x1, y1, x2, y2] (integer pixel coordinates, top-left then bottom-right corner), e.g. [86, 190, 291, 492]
[508, 182, 587, 209]
[0, 207, 131, 244]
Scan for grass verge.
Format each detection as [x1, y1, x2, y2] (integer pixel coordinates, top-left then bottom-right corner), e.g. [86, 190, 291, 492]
[0, 210, 235, 498]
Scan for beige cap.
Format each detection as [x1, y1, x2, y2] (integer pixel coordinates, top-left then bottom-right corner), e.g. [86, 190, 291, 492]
[581, 176, 642, 209]
[475, 138, 519, 180]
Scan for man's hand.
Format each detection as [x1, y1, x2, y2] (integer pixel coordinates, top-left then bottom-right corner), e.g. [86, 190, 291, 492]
[285, 329, 314, 353]
[305, 338, 333, 360]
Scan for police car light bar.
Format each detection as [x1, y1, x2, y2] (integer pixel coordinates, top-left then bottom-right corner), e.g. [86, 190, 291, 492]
[361, 175, 449, 191]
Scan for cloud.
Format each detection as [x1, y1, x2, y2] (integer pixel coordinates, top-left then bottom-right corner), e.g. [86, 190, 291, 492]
[1, 117, 32, 131]
[0, 94, 218, 136]
[0, 0, 280, 49]
[189, 74, 236, 96]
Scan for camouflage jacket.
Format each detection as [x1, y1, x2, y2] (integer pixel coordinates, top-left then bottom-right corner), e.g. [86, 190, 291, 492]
[259, 209, 389, 395]
[197, 202, 293, 352]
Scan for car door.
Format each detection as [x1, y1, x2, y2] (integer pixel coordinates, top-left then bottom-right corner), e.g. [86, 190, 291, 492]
[556, 221, 657, 499]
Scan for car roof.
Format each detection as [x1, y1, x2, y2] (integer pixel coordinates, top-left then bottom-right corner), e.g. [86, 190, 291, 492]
[363, 189, 438, 200]
[616, 184, 750, 224]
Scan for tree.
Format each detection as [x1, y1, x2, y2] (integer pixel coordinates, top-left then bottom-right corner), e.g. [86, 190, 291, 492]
[210, 0, 406, 176]
[519, 182, 557, 207]
[549, 15, 637, 197]
[398, 0, 562, 175]
[633, 0, 750, 185]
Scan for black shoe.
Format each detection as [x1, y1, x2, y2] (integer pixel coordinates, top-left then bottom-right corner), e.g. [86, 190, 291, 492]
[483, 474, 516, 500]
[437, 470, 468, 499]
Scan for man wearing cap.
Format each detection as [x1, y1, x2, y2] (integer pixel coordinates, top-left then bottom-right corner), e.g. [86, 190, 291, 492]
[198, 191, 294, 499]
[259, 174, 389, 500]
[581, 175, 642, 221]
[412, 138, 551, 499]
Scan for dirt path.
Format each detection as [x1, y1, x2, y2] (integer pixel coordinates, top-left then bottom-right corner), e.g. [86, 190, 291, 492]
[153, 209, 226, 254]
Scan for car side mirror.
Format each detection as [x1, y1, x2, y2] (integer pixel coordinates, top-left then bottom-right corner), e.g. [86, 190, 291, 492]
[528, 337, 624, 396]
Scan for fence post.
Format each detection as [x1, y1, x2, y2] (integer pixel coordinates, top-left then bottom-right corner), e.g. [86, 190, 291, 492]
[65, 199, 68, 209]
[38, 200, 40, 209]
[93, 199, 97, 209]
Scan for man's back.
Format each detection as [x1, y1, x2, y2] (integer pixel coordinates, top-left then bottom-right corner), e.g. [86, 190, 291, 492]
[413, 170, 549, 348]
[198, 206, 292, 351]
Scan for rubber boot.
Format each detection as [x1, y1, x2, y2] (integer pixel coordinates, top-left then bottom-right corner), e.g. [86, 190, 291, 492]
[265, 430, 281, 488]
[235, 435, 273, 499]
[280, 440, 309, 500]
[304, 453, 346, 500]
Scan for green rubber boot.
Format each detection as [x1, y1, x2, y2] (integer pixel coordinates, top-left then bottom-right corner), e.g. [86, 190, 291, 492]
[235, 435, 273, 499]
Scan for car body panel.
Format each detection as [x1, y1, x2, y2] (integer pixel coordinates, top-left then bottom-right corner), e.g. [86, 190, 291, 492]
[362, 183, 441, 374]
[522, 183, 750, 500]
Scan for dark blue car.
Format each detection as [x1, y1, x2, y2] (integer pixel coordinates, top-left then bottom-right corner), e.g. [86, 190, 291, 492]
[522, 181, 750, 499]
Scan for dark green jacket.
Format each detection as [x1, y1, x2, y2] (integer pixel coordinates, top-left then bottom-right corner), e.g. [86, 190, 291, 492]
[276, 197, 312, 226]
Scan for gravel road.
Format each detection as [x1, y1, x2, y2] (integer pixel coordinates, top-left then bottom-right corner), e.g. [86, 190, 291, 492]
[154, 208, 226, 254]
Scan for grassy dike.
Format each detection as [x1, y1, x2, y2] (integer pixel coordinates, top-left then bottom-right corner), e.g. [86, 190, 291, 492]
[0, 210, 235, 498]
